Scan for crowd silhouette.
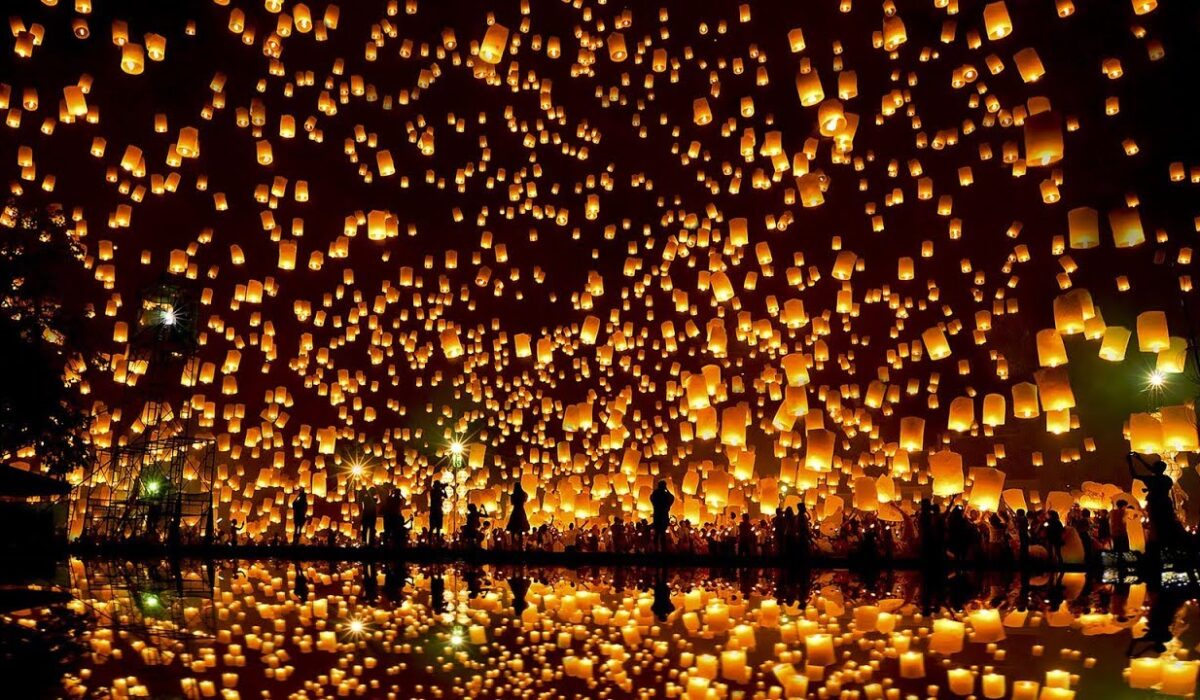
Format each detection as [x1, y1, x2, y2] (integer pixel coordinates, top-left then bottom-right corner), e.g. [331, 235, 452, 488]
[261, 454, 1200, 570]
[76, 453, 1194, 571]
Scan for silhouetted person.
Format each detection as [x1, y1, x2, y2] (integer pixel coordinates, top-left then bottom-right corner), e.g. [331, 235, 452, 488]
[1129, 453, 1186, 557]
[611, 516, 626, 554]
[431, 572, 447, 614]
[918, 499, 941, 566]
[1046, 510, 1065, 566]
[360, 488, 378, 546]
[1015, 509, 1030, 566]
[506, 482, 531, 549]
[650, 480, 674, 551]
[291, 488, 308, 545]
[1110, 500, 1130, 554]
[429, 479, 447, 546]
[738, 513, 755, 557]
[652, 573, 675, 622]
[508, 573, 531, 612]
[774, 507, 792, 557]
[293, 563, 308, 601]
[463, 504, 485, 550]
[947, 506, 969, 562]
[795, 503, 811, 561]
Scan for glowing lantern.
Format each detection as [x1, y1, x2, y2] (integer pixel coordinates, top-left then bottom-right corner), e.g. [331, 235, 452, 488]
[922, 326, 951, 360]
[982, 393, 1006, 427]
[930, 619, 965, 654]
[899, 416, 924, 451]
[930, 450, 964, 496]
[478, 24, 509, 64]
[1099, 326, 1130, 361]
[63, 85, 87, 116]
[1035, 367, 1075, 411]
[947, 397, 974, 432]
[817, 100, 846, 136]
[983, 2, 1013, 41]
[176, 126, 200, 158]
[852, 476, 878, 511]
[1067, 207, 1099, 249]
[804, 429, 835, 471]
[1024, 110, 1063, 166]
[1036, 329, 1067, 367]
[794, 68, 824, 107]
[1136, 311, 1169, 352]
[1157, 337, 1187, 374]
[1129, 413, 1163, 454]
[969, 468, 1005, 512]
[692, 98, 712, 126]
[1109, 208, 1145, 248]
[1014, 47, 1045, 82]
[120, 42, 145, 74]
[606, 33, 627, 62]
[1161, 405, 1199, 452]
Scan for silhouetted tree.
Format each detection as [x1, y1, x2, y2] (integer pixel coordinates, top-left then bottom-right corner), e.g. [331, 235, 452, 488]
[0, 198, 95, 475]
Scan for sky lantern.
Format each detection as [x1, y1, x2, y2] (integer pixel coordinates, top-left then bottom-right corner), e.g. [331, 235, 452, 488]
[1136, 311, 1169, 352]
[982, 2, 1013, 41]
[478, 23, 509, 64]
[930, 450, 964, 496]
[1109, 208, 1145, 248]
[1024, 110, 1063, 166]
[119, 42, 144, 74]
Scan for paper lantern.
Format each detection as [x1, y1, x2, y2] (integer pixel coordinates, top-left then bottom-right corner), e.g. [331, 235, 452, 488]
[982, 393, 1006, 427]
[1161, 662, 1198, 696]
[606, 32, 627, 62]
[1014, 47, 1045, 82]
[1161, 405, 1199, 452]
[795, 68, 824, 107]
[1036, 329, 1067, 367]
[1157, 337, 1187, 374]
[900, 651, 925, 678]
[805, 634, 835, 666]
[692, 98, 712, 126]
[1024, 110, 1063, 166]
[1129, 413, 1163, 454]
[1099, 326, 1130, 361]
[983, 2, 1013, 40]
[120, 42, 145, 74]
[818, 99, 846, 136]
[782, 353, 811, 386]
[1136, 311, 1169, 352]
[805, 429, 835, 471]
[968, 468, 1005, 512]
[1110, 208, 1145, 248]
[852, 476, 878, 512]
[900, 416, 925, 451]
[947, 396, 974, 432]
[1129, 658, 1163, 689]
[1067, 207, 1099, 249]
[1035, 367, 1075, 411]
[478, 24, 509, 64]
[930, 450, 964, 496]
[930, 619, 965, 654]
[882, 15, 907, 50]
[922, 326, 951, 360]
[63, 84, 87, 116]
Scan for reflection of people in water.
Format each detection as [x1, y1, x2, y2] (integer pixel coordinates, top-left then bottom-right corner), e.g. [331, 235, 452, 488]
[430, 572, 446, 615]
[293, 563, 308, 601]
[1130, 586, 1188, 656]
[508, 573, 530, 612]
[651, 571, 675, 622]
[1128, 452, 1187, 555]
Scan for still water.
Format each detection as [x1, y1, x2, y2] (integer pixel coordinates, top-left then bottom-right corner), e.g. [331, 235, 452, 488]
[3, 559, 1197, 699]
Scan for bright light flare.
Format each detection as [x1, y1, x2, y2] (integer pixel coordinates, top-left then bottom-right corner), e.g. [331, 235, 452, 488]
[1147, 370, 1166, 389]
